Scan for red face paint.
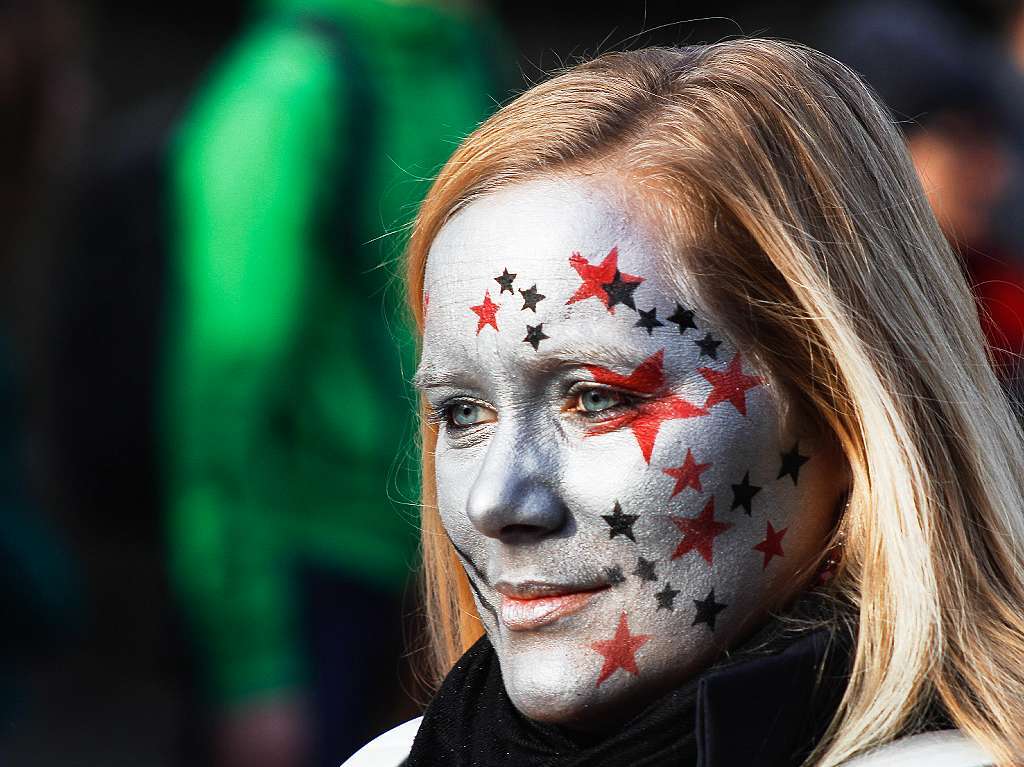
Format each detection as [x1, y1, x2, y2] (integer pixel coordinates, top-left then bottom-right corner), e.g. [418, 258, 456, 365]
[699, 352, 764, 415]
[662, 447, 712, 497]
[584, 350, 708, 463]
[753, 521, 788, 569]
[670, 498, 734, 565]
[589, 612, 652, 687]
[567, 246, 643, 313]
[470, 289, 501, 334]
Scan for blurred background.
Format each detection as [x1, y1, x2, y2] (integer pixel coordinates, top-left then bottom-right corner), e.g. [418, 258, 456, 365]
[1, 1, 1022, 766]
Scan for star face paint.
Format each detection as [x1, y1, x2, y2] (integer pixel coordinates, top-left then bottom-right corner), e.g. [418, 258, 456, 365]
[415, 177, 842, 728]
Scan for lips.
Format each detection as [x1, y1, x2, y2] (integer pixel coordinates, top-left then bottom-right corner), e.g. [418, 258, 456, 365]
[495, 581, 609, 631]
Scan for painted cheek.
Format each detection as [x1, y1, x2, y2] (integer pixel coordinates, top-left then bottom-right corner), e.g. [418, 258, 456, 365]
[571, 380, 794, 680]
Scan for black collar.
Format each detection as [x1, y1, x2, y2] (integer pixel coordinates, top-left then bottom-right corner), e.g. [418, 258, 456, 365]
[697, 625, 849, 766]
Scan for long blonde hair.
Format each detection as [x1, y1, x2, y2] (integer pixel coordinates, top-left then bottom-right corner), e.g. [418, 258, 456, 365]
[405, 40, 1024, 765]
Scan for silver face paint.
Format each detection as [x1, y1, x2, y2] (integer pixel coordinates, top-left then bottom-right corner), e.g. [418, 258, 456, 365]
[416, 177, 840, 728]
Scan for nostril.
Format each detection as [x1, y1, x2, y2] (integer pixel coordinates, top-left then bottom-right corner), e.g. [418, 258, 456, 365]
[499, 522, 563, 544]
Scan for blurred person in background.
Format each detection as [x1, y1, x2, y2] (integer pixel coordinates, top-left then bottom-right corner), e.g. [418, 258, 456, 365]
[1011, 2, 1024, 72]
[0, 0, 85, 741]
[986, 0, 1024, 332]
[824, 1, 1024, 393]
[161, 1, 508, 766]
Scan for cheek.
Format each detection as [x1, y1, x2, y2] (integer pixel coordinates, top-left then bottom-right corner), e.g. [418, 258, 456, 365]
[433, 442, 483, 546]
[561, 390, 783, 541]
[559, 388, 831, 630]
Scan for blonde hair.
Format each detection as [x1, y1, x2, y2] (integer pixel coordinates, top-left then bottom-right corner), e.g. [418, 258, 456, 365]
[405, 39, 1024, 765]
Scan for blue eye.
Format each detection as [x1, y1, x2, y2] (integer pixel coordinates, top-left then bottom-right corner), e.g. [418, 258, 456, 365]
[447, 401, 495, 428]
[578, 388, 625, 413]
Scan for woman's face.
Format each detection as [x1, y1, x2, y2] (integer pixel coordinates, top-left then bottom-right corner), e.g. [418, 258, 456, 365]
[416, 177, 844, 727]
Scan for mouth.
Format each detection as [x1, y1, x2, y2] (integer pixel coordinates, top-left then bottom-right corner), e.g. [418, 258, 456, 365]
[495, 581, 610, 631]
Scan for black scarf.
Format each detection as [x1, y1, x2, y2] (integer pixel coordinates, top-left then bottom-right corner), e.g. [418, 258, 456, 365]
[406, 595, 856, 767]
[405, 632, 699, 767]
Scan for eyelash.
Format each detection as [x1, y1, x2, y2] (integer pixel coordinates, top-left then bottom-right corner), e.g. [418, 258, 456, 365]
[565, 383, 641, 420]
[431, 385, 643, 434]
[427, 398, 492, 430]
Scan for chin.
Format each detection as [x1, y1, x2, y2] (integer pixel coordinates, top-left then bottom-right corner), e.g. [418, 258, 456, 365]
[499, 648, 600, 723]
[498, 647, 653, 728]
[507, 687, 590, 725]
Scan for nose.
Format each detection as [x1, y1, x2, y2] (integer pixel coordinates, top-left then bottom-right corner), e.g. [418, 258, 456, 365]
[465, 423, 567, 542]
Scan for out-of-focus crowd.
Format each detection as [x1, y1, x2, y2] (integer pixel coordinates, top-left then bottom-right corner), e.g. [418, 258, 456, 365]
[1, 2, 1023, 766]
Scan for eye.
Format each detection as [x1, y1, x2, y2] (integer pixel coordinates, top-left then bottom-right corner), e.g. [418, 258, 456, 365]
[446, 401, 496, 429]
[575, 387, 627, 414]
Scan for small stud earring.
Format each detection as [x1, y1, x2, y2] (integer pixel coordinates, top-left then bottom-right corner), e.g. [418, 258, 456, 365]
[815, 538, 844, 585]
[816, 493, 849, 586]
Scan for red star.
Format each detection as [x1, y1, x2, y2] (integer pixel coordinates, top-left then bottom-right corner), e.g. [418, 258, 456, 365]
[589, 612, 651, 687]
[662, 448, 711, 497]
[470, 289, 500, 334]
[585, 350, 708, 463]
[585, 348, 664, 393]
[699, 352, 764, 416]
[753, 521, 787, 569]
[567, 246, 643, 313]
[670, 497, 733, 564]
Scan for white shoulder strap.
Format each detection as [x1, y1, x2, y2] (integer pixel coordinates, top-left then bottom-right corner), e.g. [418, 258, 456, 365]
[842, 730, 994, 767]
[340, 716, 423, 767]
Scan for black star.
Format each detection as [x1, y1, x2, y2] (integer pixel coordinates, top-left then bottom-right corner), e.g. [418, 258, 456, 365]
[632, 556, 658, 583]
[604, 565, 626, 586]
[777, 442, 810, 485]
[694, 333, 722, 359]
[655, 582, 680, 611]
[519, 284, 545, 312]
[601, 270, 640, 311]
[634, 306, 664, 335]
[730, 471, 762, 515]
[692, 588, 728, 631]
[668, 303, 697, 333]
[601, 501, 639, 542]
[494, 268, 516, 293]
[523, 323, 549, 351]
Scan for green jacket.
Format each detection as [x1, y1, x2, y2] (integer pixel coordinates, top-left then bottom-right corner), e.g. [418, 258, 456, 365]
[163, 0, 503, 705]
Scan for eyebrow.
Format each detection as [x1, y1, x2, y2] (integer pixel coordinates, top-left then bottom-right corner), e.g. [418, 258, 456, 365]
[411, 363, 477, 391]
[412, 339, 652, 391]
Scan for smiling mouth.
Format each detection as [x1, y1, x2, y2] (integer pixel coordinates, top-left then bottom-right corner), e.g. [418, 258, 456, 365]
[496, 583, 610, 631]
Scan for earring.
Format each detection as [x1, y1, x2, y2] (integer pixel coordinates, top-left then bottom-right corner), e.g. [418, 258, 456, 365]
[816, 493, 849, 586]
[815, 538, 844, 585]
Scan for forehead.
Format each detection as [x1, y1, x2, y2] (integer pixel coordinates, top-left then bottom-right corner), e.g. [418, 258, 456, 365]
[423, 177, 673, 300]
[418, 176, 717, 386]
[424, 177, 652, 288]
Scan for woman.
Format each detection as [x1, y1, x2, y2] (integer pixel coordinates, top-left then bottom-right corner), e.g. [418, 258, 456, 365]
[346, 39, 1024, 766]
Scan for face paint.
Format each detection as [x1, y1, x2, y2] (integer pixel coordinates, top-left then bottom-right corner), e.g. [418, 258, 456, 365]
[415, 177, 842, 728]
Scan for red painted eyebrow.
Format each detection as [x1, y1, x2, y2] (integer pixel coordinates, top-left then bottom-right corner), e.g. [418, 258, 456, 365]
[583, 349, 665, 394]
